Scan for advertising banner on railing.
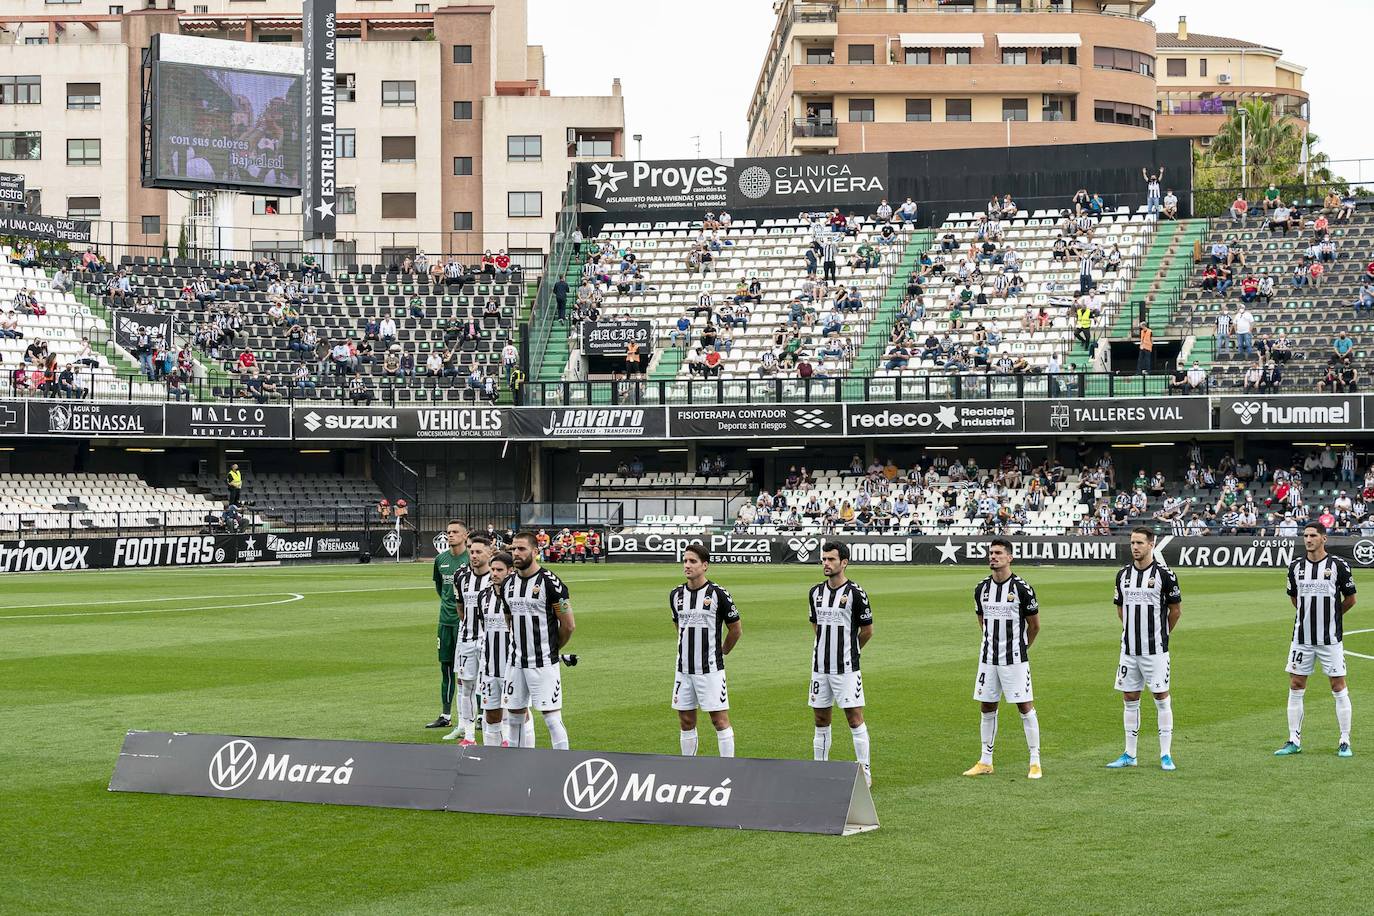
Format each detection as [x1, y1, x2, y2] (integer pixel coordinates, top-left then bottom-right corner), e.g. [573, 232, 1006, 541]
[0, 212, 92, 243]
[1023, 397, 1212, 435]
[27, 400, 164, 437]
[1218, 395, 1364, 432]
[669, 404, 845, 439]
[166, 403, 292, 440]
[606, 533, 1374, 570]
[0, 172, 26, 204]
[112, 309, 174, 352]
[291, 405, 507, 440]
[505, 406, 669, 440]
[0, 399, 25, 436]
[844, 401, 1023, 437]
[581, 320, 652, 357]
[0, 529, 412, 574]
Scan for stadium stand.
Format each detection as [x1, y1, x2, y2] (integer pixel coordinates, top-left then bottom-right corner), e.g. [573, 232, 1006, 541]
[579, 466, 755, 531]
[0, 247, 165, 401]
[0, 472, 224, 532]
[1181, 204, 1374, 391]
[78, 254, 525, 403]
[182, 470, 386, 526]
[557, 212, 917, 385]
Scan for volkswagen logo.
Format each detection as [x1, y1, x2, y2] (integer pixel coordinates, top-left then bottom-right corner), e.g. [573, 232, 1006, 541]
[1354, 540, 1374, 566]
[562, 757, 619, 812]
[208, 739, 258, 791]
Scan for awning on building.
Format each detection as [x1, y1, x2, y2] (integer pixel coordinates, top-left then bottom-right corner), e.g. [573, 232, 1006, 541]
[898, 32, 985, 48]
[994, 32, 1082, 47]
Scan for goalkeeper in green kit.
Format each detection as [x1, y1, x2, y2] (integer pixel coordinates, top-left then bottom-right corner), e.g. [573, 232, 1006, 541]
[426, 519, 469, 729]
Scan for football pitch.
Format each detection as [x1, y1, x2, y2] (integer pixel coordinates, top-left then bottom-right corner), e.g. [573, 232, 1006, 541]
[4, 561, 1373, 914]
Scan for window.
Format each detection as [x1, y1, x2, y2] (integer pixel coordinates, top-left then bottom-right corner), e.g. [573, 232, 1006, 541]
[507, 134, 541, 161]
[24, 37, 48, 46]
[806, 47, 833, 64]
[905, 98, 932, 122]
[414, 2, 429, 10]
[945, 48, 971, 65]
[453, 156, 473, 176]
[452, 100, 472, 120]
[1002, 48, 1027, 65]
[22, 189, 39, 214]
[381, 193, 416, 219]
[380, 136, 416, 163]
[336, 73, 356, 103]
[193, 4, 208, 12]
[141, 215, 160, 235]
[66, 82, 100, 109]
[257, 35, 291, 43]
[0, 76, 40, 105]
[904, 48, 931, 65]
[1041, 47, 1076, 65]
[0, 132, 40, 160]
[109, 5, 123, 12]
[847, 44, 874, 65]
[848, 98, 874, 122]
[1002, 98, 1028, 122]
[1094, 47, 1154, 77]
[1200, 58, 1208, 77]
[67, 196, 100, 219]
[452, 211, 473, 231]
[1166, 58, 1186, 77]
[945, 98, 972, 122]
[507, 191, 542, 218]
[252, 197, 282, 215]
[575, 133, 614, 157]
[381, 80, 416, 106]
[1094, 100, 1154, 129]
[66, 138, 101, 166]
[1042, 94, 1076, 122]
[452, 44, 472, 64]
[337, 128, 356, 158]
[337, 187, 356, 215]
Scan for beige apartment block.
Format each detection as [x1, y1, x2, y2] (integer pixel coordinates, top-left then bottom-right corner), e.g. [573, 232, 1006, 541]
[0, 0, 623, 262]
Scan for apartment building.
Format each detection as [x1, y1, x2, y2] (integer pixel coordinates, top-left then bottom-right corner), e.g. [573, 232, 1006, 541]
[1154, 16, 1307, 148]
[0, 0, 624, 263]
[748, 0, 1159, 158]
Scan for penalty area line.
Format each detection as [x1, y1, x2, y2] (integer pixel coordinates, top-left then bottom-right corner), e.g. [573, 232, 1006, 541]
[1344, 628, 1374, 660]
[0, 593, 305, 620]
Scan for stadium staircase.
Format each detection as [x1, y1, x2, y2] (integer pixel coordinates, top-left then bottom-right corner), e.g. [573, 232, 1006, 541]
[851, 229, 932, 390]
[532, 254, 580, 385]
[1094, 219, 1207, 367]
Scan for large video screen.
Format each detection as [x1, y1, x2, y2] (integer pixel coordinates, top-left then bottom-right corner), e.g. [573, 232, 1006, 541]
[153, 62, 302, 193]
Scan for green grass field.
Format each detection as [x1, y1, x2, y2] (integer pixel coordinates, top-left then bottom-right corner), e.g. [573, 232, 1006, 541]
[4, 561, 1373, 914]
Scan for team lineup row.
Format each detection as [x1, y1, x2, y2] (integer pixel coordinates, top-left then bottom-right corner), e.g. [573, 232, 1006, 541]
[424, 522, 1358, 784]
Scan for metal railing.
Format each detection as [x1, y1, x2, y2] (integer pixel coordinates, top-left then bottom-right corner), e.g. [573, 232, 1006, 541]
[527, 171, 582, 384]
[793, 117, 839, 138]
[792, 0, 1147, 19]
[0, 372, 505, 406]
[0, 508, 387, 540]
[522, 371, 1202, 405]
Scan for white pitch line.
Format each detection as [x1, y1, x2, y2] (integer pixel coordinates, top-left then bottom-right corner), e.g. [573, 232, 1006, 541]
[0, 593, 304, 620]
[1343, 628, 1374, 660]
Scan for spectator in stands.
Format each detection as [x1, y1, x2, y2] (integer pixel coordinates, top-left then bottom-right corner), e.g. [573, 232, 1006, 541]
[421, 350, 443, 377]
[293, 363, 317, 395]
[1340, 358, 1359, 392]
[363, 314, 380, 341]
[1239, 274, 1260, 303]
[236, 347, 257, 376]
[1356, 280, 1374, 314]
[1235, 307, 1255, 357]
[382, 348, 401, 378]
[378, 315, 397, 346]
[1269, 201, 1295, 235]
[1162, 189, 1179, 220]
[1338, 193, 1358, 222]
[1261, 183, 1281, 213]
[1186, 361, 1208, 393]
[1216, 263, 1235, 297]
[242, 368, 269, 405]
[1230, 194, 1250, 223]
[1318, 363, 1342, 393]
[349, 374, 373, 405]
[0, 310, 19, 339]
[1309, 259, 1325, 288]
[1333, 331, 1355, 362]
[1137, 324, 1154, 372]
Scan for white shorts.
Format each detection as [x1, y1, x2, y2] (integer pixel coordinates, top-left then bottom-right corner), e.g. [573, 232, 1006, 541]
[809, 670, 865, 709]
[1115, 651, 1171, 694]
[455, 639, 481, 681]
[974, 661, 1033, 703]
[1286, 642, 1346, 678]
[672, 669, 729, 712]
[480, 675, 506, 709]
[503, 664, 562, 711]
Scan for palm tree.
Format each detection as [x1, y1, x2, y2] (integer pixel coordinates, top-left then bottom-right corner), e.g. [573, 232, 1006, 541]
[1195, 97, 1346, 204]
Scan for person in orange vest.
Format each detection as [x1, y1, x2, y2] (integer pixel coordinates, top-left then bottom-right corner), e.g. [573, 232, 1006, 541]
[1138, 324, 1154, 373]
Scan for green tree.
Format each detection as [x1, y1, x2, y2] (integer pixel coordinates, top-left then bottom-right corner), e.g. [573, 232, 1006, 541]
[177, 220, 189, 261]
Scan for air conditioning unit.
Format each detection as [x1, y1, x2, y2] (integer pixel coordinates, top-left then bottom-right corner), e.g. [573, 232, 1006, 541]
[1217, 73, 1232, 84]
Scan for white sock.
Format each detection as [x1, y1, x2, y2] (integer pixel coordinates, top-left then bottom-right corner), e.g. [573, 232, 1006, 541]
[1124, 700, 1141, 758]
[1021, 710, 1041, 765]
[543, 710, 569, 750]
[483, 719, 503, 746]
[850, 724, 870, 770]
[813, 725, 832, 761]
[505, 711, 526, 748]
[1334, 688, 1352, 744]
[980, 711, 998, 765]
[716, 727, 735, 758]
[680, 728, 699, 756]
[524, 715, 537, 748]
[1287, 688, 1306, 745]
[458, 681, 476, 731]
[1155, 697, 1174, 758]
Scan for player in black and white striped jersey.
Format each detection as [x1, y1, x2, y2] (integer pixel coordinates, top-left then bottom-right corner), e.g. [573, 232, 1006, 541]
[1275, 522, 1357, 758]
[1108, 527, 1183, 771]
[502, 531, 575, 749]
[963, 539, 1042, 780]
[808, 542, 874, 786]
[669, 545, 742, 758]
[472, 550, 533, 748]
[445, 535, 492, 744]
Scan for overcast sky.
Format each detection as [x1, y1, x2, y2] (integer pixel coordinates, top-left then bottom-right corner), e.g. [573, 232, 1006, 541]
[529, 0, 1366, 168]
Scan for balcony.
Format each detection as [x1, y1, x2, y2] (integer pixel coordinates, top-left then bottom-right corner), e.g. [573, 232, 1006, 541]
[792, 62, 1081, 94]
[793, 117, 839, 138]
